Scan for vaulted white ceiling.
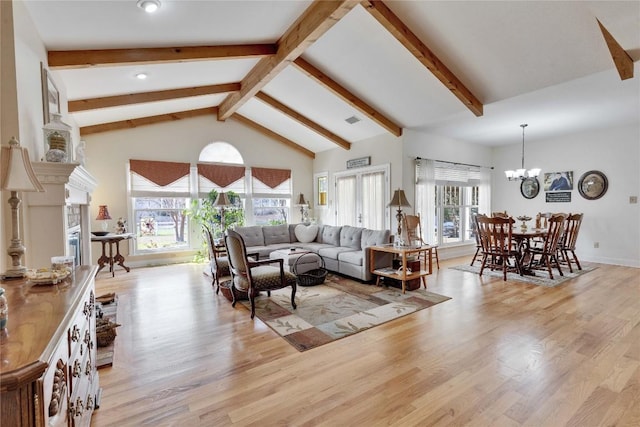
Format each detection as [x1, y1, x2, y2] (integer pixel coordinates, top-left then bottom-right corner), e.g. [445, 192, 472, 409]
[23, 1, 640, 156]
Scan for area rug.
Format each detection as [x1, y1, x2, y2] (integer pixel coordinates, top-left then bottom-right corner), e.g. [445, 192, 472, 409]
[96, 295, 118, 368]
[240, 274, 451, 352]
[450, 263, 596, 287]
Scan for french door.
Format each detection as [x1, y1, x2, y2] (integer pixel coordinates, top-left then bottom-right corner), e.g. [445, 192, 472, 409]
[334, 164, 390, 230]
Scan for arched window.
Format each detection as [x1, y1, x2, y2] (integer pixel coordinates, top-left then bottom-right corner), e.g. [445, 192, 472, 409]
[199, 141, 244, 164]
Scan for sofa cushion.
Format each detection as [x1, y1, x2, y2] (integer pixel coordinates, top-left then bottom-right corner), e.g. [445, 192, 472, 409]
[263, 224, 291, 245]
[361, 228, 391, 249]
[340, 226, 363, 249]
[318, 246, 356, 260]
[294, 224, 319, 243]
[234, 226, 265, 247]
[338, 250, 362, 266]
[321, 225, 342, 246]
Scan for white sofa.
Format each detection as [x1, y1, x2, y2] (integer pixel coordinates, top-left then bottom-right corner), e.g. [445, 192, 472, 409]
[232, 224, 391, 282]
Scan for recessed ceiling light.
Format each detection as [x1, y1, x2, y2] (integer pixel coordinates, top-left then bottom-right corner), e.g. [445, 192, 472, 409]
[135, 73, 148, 80]
[137, 0, 160, 13]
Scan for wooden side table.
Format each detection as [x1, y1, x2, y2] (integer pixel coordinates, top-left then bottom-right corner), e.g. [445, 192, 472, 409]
[91, 233, 134, 276]
[369, 244, 433, 293]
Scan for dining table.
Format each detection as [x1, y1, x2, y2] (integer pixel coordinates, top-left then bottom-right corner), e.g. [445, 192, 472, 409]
[511, 227, 548, 275]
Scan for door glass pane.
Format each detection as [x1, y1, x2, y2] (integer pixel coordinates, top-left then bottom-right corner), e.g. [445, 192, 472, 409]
[361, 171, 385, 229]
[336, 175, 356, 226]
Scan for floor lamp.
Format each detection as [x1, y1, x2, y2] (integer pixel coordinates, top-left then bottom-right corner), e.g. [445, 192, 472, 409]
[1, 137, 45, 278]
[212, 191, 232, 234]
[387, 188, 411, 243]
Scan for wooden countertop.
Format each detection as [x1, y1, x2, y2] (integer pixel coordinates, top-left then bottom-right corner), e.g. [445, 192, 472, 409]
[0, 265, 97, 391]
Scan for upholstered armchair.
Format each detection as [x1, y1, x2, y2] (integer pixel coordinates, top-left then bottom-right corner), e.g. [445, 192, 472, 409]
[202, 224, 230, 294]
[224, 229, 297, 318]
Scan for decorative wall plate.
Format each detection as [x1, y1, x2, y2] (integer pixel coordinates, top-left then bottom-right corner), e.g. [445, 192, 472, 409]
[520, 177, 540, 199]
[578, 170, 608, 200]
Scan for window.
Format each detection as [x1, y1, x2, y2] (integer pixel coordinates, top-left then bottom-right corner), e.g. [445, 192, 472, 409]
[129, 159, 192, 253]
[251, 167, 291, 225]
[415, 158, 490, 246]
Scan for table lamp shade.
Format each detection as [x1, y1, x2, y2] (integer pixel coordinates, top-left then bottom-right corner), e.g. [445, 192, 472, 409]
[388, 189, 411, 208]
[1, 137, 44, 192]
[212, 192, 231, 207]
[96, 205, 112, 220]
[296, 193, 307, 206]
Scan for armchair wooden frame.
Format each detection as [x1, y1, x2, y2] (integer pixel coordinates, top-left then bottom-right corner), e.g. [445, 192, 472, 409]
[202, 223, 229, 294]
[224, 229, 297, 319]
[403, 213, 439, 269]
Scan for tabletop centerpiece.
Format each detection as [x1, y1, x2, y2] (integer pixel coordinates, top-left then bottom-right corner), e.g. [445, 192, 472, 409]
[516, 215, 532, 232]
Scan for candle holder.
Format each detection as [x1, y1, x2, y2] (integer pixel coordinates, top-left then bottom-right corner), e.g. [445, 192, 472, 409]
[517, 216, 532, 232]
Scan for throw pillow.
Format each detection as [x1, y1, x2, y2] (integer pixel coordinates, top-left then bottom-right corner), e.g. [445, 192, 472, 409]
[295, 224, 319, 243]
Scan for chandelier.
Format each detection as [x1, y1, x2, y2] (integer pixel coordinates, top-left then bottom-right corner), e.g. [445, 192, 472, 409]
[504, 124, 541, 181]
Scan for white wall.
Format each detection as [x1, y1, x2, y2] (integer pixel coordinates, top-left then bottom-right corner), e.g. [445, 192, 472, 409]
[313, 133, 402, 227]
[83, 114, 314, 266]
[492, 123, 640, 267]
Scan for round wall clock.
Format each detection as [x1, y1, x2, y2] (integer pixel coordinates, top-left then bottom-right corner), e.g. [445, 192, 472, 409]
[578, 170, 608, 200]
[520, 177, 540, 199]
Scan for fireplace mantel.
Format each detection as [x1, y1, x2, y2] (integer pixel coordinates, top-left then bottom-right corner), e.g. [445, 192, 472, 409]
[26, 162, 97, 269]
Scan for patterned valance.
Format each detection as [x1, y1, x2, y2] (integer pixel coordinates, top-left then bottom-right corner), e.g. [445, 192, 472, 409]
[251, 167, 291, 189]
[130, 159, 190, 187]
[197, 163, 245, 188]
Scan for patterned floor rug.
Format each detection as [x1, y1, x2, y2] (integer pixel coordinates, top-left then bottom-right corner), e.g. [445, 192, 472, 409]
[241, 274, 451, 352]
[450, 263, 596, 287]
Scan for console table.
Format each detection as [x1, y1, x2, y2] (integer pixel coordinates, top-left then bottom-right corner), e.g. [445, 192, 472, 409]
[91, 233, 134, 276]
[369, 245, 433, 293]
[0, 265, 100, 427]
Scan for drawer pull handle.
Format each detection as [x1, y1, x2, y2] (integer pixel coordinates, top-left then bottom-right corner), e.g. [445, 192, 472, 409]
[85, 360, 92, 376]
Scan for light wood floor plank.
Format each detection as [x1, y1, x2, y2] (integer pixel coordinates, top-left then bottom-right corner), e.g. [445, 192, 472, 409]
[91, 258, 640, 426]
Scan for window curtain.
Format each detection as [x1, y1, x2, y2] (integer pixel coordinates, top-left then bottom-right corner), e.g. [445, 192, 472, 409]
[197, 163, 245, 197]
[478, 167, 491, 215]
[336, 175, 356, 226]
[361, 171, 385, 229]
[415, 158, 436, 244]
[129, 159, 190, 197]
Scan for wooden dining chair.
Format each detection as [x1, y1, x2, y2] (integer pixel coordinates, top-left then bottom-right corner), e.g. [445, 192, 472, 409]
[558, 213, 583, 272]
[403, 213, 439, 269]
[492, 211, 509, 218]
[470, 213, 487, 266]
[476, 215, 522, 280]
[525, 213, 567, 279]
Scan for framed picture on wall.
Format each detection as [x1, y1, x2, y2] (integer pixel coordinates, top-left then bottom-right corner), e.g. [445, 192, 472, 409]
[41, 62, 60, 124]
[543, 171, 573, 192]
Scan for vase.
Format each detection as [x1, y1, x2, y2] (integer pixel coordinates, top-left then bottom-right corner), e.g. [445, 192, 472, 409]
[43, 113, 72, 162]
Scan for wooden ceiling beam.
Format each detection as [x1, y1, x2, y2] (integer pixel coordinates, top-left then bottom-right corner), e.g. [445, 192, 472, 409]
[231, 113, 315, 159]
[293, 57, 402, 137]
[69, 83, 240, 112]
[48, 44, 275, 69]
[218, 0, 360, 121]
[79, 107, 217, 135]
[597, 19, 634, 80]
[360, 0, 483, 117]
[255, 92, 351, 150]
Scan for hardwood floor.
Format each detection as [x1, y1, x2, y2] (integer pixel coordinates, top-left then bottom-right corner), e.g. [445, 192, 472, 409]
[91, 258, 640, 426]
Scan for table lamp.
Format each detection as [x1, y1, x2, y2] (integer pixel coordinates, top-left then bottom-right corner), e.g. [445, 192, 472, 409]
[96, 205, 112, 232]
[387, 188, 411, 239]
[295, 193, 309, 223]
[212, 191, 232, 232]
[1, 137, 45, 278]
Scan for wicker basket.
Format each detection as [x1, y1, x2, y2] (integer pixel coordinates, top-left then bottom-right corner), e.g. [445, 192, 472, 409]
[219, 280, 248, 302]
[292, 252, 327, 286]
[96, 318, 120, 347]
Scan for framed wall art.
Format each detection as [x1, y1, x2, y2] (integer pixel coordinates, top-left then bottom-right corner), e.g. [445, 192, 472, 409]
[543, 171, 573, 191]
[520, 177, 540, 199]
[578, 170, 608, 200]
[41, 62, 60, 124]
